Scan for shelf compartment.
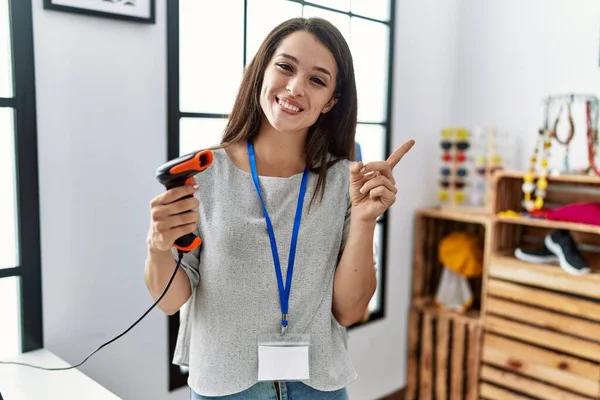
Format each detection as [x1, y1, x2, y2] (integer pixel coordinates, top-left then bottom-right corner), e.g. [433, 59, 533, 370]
[492, 170, 600, 224]
[405, 298, 482, 400]
[412, 210, 488, 310]
[492, 222, 600, 273]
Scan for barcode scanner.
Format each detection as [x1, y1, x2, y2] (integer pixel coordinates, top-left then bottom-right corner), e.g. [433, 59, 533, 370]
[156, 148, 214, 253]
[0, 148, 216, 372]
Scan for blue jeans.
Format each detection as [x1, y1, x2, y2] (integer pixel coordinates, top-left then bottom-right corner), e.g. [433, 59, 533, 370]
[190, 381, 349, 400]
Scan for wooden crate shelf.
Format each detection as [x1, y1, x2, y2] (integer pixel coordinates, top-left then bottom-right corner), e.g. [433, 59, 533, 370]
[411, 209, 489, 309]
[481, 256, 600, 399]
[495, 215, 600, 235]
[497, 169, 600, 185]
[407, 169, 600, 399]
[492, 220, 600, 274]
[405, 300, 482, 400]
[417, 207, 490, 226]
[493, 169, 600, 218]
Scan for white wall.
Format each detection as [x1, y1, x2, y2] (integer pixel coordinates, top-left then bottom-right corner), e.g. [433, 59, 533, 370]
[33, 1, 175, 400]
[32, 1, 458, 399]
[456, 0, 600, 171]
[346, 1, 461, 399]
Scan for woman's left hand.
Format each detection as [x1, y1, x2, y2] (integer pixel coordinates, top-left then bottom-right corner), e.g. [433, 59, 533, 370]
[349, 139, 415, 223]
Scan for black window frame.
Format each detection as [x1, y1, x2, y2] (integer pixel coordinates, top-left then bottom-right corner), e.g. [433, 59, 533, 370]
[0, 0, 43, 355]
[166, 0, 396, 390]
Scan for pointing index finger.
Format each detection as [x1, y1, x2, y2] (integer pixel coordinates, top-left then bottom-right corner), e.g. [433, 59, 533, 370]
[387, 139, 415, 169]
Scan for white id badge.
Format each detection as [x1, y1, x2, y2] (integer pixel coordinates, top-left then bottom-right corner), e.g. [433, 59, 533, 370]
[257, 333, 311, 381]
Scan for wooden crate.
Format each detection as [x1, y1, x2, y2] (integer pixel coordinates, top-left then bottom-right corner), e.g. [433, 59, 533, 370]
[405, 299, 482, 400]
[408, 171, 600, 399]
[411, 209, 489, 310]
[480, 256, 600, 399]
[480, 171, 600, 399]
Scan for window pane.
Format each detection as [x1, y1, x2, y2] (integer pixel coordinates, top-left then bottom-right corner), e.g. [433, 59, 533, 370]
[351, 18, 389, 123]
[355, 123, 385, 163]
[302, 6, 350, 44]
[0, 277, 21, 359]
[0, 0, 13, 97]
[351, 0, 390, 21]
[368, 222, 383, 312]
[179, 117, 228, 156]
[305, 0, 350, 12]
[179, 0, 244, 115]
[0, 108, 17, 269]
[246, 0, 302, 65]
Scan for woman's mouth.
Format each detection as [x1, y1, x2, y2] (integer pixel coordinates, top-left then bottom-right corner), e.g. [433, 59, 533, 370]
[276, 97, 303, 114]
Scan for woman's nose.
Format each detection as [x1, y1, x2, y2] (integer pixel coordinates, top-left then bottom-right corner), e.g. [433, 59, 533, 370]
[286, 76, 305, 97]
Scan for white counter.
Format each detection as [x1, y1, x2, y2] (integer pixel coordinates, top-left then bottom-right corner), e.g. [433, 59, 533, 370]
[0, 349, 121, 400]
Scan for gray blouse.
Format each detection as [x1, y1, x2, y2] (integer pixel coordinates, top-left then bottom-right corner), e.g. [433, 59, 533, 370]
[171, 147, 358, 396]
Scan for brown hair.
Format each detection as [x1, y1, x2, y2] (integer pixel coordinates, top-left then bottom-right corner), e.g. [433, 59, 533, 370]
[221, 17, 358, 203]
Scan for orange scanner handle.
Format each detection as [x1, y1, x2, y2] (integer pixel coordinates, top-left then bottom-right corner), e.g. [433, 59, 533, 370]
[155, 149, 214, 253]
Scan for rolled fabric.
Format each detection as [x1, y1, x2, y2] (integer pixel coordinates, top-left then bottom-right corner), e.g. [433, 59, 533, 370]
[546, 202, 600, 226]
[437, 231, 484, 278]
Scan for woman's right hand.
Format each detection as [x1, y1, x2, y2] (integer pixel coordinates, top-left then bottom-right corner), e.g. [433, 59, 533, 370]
[147, 180, 200, 252]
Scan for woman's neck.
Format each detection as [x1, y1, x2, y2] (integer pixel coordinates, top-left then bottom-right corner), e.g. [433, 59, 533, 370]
[249, 121, 307, 177]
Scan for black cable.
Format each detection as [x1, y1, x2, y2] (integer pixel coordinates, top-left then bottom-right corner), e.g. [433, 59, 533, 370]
[0, 251, 184, 371]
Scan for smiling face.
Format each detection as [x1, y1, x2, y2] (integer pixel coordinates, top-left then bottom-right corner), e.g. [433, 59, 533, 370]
[259, 30, 339, 136]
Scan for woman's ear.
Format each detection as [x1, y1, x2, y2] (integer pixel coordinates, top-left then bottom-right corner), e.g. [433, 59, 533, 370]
[321, 97, 339, 114]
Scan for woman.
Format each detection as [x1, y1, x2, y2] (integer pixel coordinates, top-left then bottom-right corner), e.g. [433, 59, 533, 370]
[145, 17, 414, 399]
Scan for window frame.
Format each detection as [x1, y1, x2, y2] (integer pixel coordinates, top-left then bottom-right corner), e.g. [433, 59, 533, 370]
[0, 0, 43, 354]
[166, 0, 396, 390]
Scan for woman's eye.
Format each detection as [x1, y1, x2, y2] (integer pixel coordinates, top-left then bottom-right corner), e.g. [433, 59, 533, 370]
[311, 77, 326, 86]
[276, 63, 293, 72]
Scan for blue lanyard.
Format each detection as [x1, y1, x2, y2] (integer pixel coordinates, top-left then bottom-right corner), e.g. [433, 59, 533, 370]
[248, 141, 309, 335]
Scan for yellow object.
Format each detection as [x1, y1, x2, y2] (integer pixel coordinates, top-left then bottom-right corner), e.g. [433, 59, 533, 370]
[454, 191, 466, 203]
[456, 129, 470, 140]
[497, 209, 521, 217]
[438, 231, 483, 278]
[523, 129, 552, 211]
[534, 197, 544, 209]
[438, 190, 448, 201]
[441, 129, 453, 139]
[537, 177, 548, 189]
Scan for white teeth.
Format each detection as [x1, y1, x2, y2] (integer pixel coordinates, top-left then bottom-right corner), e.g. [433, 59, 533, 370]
[278, 99, 301, 112]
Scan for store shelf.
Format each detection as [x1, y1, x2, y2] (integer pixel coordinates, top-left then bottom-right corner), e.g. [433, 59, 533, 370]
[410, 170, 600, 399]
[417, 207, 491, 226]
[496, 169, 600, 185]
[495, 214, 600, 235]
